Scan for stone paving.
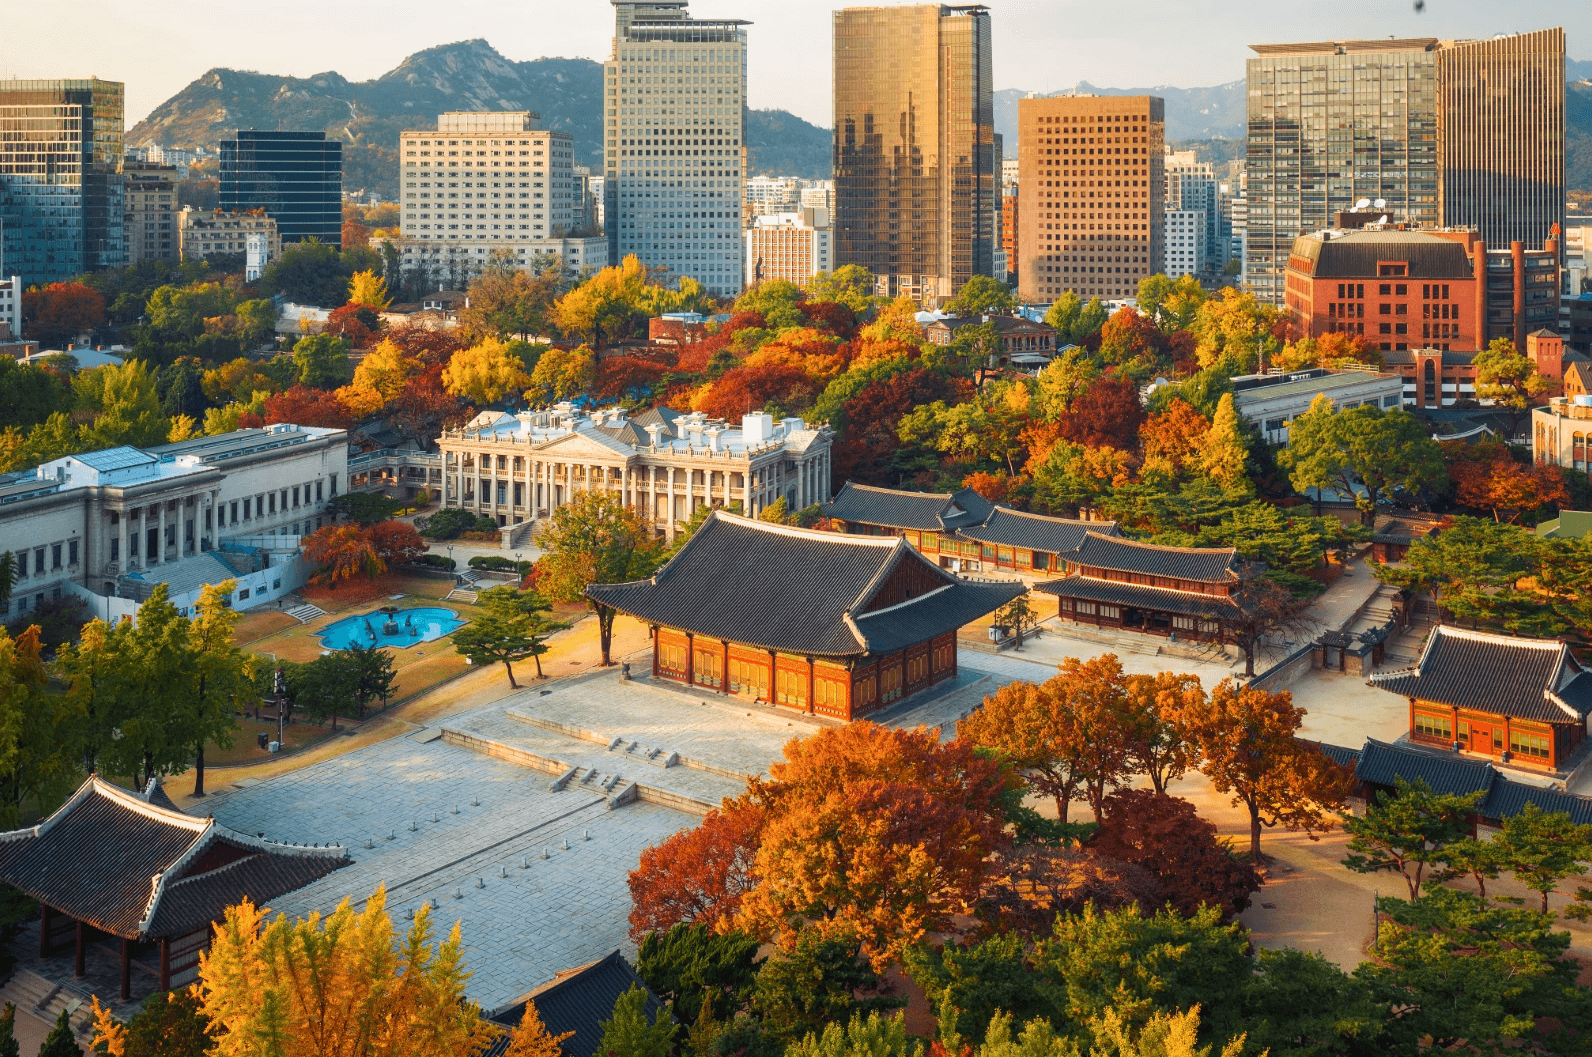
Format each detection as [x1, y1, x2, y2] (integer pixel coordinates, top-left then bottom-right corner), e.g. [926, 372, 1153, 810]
[204, 733, 697, 1013]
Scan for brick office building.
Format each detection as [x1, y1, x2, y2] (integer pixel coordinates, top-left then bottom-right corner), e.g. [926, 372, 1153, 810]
[586, 511, 1021, 720]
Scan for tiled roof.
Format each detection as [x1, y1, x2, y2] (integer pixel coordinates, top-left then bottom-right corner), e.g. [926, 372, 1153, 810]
[822, 482, 993, 531]
[483, 951, 668, 1057]
[1480, 779, 1592, 826]
[1291, 230, 1474, 279]
[1067, 532, 1240, 582]
[0, 777, 347, 939]
[1032, 575, 1242, 617]
[1370, 625, 1587, 723]
[1314, 742, 1363, 770]
[1353, 738, 1496, 798]
[1372, 513, 1445, 545]
[585, 512, 1021, 658]
[956, 507, 1119, 554]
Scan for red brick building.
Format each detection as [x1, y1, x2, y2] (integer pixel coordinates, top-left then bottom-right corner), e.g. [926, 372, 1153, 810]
[586, 511, 1022, 720]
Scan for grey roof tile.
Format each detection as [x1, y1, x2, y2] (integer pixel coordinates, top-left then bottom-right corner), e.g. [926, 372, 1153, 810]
[1352, 738, 1496, 798]
[483, 951, 667, 1057]
[1067, 532, 1241, 582]
[822, 482, 993, 531]
[1371, 625, 1585, 723]
[955, 507, 1119, 554]
[1032, 575, 1242, 616]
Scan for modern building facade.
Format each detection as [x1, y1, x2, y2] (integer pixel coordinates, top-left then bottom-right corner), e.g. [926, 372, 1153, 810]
[745, 208, 831, 285]
[0, 275, 20, 340]
[120, 160, 178, 264]
[1230, 367, 1404, 445]
[1246, 30, 1565, 307]
[219, 130, 342, 247]
[394, 111, 606, 287]
[833, 3, 997, 305]
[1015, 93, 1165, 304]
[1437, 28, 1564, 252]
[605, 0, 749, 299]
[1165, 210, 1205, 278]
[436, 404, 831, 538]
[1165, 148, 1221, 272]
[177, 208, 280, 263]
[0, 78, 126, 287]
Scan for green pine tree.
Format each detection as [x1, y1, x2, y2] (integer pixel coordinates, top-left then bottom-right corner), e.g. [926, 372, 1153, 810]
[37, 1008, 77, 1057]
[597, 986, 677, 1057]
[0, 1002, 19, 1057]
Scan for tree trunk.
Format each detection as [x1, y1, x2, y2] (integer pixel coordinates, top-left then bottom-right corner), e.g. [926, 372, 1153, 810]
[1542, 890, 1551, 914]
[532, 647, 544, 679]
[1054, 794, 1069, 825]
[1243, 640, 1256, 677]
[599, 605, 615, 666]
[1475, 872, 1488, 900]
[193, 743, 206, 797]
[502, 659, 519, 688]
[1248, 800, 1263, 863]
[1408, 863, 1421, 901]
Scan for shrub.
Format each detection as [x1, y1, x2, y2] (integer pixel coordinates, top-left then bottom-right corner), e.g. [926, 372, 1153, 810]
[415, 553, 456, 571]
[468, 555, 536, 574]
[420, 507, 480, 539]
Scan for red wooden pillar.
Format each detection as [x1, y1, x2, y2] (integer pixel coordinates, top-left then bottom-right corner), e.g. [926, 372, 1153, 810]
[650, 626, 659, 678]
[120, 937, 132, 1001]
[39, 904, 52, 958]
[767, 649, 777, 706]
[721, 640, 730, 695]
[1504, 715, 1513, 761]
[805, 657, 815, 715]
[159, 937, 171, 992]
[74, 920, 86, 978]
[684, 632, 695, 686]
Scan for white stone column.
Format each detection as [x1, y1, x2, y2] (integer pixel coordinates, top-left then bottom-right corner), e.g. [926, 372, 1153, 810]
[666, 467, 678, 540]
[156, 503, 166, 565]
[117, 509, 128, 573]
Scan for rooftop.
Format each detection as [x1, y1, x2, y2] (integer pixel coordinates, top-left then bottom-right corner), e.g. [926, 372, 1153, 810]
[1064, 531, 1241, 583]
[1231, 368, 1400, 405]
[1371, 625, 1592, 724]
[1288, 229, 1474, 279]
[586, 511, 1023, 659]
[823, 481, 994, 532]
[451, 405, 824, 459]
[483, 952, 667, 1056]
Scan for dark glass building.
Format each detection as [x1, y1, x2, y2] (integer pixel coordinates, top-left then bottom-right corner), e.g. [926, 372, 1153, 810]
[0, 78, 126, 287]
[219, 130, 342, 247]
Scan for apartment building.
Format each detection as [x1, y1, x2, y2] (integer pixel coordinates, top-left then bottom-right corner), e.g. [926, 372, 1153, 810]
[0, 275, 20, 341]
[605, 0, 749, 299]
[121, 160, 178, 264]
[1165, 210, 1204, 278]
[833, 3, 997, 304]
[395, 111, 607, 288]
[746, 208, 832, 285]
[177, 208, 280, 263]
[1016, 94, 1165, 304]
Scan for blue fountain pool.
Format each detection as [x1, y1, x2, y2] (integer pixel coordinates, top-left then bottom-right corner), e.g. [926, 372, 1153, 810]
[317, 607, 467, 651]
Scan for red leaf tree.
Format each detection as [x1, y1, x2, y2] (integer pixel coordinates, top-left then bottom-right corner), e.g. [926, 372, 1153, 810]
[264, 385, 356, 429]
[1089, 788, 1261, 918]
[1057, 378, 1145, 450]
[693, 362, 823, 420]
[366, 520, 426, 568]
[302, 524, 385, 587]
[627, 798, 764, 941]
[22, 282, 106, 345]
[831, 367, 973, 486]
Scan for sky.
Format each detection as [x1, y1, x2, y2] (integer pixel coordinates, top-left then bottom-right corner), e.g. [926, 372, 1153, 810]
[2, 0, 1590, 131]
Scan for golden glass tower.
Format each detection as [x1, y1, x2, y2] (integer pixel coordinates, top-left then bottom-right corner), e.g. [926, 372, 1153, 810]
[832, 4, 996, 305]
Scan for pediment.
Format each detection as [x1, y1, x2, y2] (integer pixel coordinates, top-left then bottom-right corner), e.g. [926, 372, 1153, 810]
[533, 431, 635, 461]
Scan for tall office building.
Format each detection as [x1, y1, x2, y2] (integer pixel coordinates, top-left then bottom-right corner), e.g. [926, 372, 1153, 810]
[1244, 39, 1439, 305]
[121, 160, 178, 264]
[1438, 28, 1564, 250]
[1245, 29, 1564, 306]
[605, 0, 749, 298]
[392, 111, 607, 288]
[0, 78, 126, 287]
[219, 130, 342, 247]
[1016, 94, 1164, 304]
[832, 4, 996, 305]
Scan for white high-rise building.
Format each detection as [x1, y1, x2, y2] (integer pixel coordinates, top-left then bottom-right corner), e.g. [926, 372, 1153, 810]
[1164, 210, 1205, 278]
[606, 0, 749, 297]
[395, 110, 607, 287]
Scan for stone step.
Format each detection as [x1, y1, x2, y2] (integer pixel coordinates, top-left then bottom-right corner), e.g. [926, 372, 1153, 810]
[0, 970, 96, 1042]
[284, 602, 326, 623]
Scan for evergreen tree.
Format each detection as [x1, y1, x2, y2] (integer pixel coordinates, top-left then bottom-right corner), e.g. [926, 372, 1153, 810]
[1341, 779, 1482, 900]
[37, 1008, 78, 1057]
[0, 1002, 18, 1057]
[597, 986, 677, 1057]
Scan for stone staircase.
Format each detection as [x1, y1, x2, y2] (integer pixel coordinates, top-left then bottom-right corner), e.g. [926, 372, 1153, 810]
[503, 520, 537, 550]
[284, 601, 326, 623]
[0, 969, 97, 1045]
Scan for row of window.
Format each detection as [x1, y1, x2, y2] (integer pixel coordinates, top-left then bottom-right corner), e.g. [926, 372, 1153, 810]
[5, 539, 78, 578]
[1415, 712, 1555, 760]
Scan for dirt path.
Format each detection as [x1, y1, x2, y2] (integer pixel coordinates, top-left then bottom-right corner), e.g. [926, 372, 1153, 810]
[169, 613, 652, 810]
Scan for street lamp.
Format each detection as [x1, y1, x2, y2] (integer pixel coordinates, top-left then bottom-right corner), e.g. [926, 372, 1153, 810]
[446, 544, 455, 577]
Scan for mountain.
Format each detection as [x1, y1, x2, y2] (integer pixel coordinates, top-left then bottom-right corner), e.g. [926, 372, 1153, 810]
[129, 40, 833, 199]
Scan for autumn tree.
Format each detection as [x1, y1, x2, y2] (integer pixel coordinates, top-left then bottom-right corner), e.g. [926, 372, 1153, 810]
[1279, 394, 1447, 524]
[1179, 680, 1353, 862]
[628, 798, 765, 940]
[302, 524, 385, 586]
[536, 490, 663, 665]
[1122, 671, 1202, 793]
[1135, 274, 1207, 333]
[442, 337, 534, 404]
[197, 886, 496, 1057]
[1198, 393, 1250, 490]
[1445, 437, 1568, 524]
[365, 520, 426, 568]
[956, 680, 1082, 822]
[738, 723, 1011, 967]
[503, 1000, 574, 1057]
[1056, 378, 1145, 451]
[22, 281, 106, 345]
[1090, 789, 1261, 919]
[347, 269, 393, 309]
[529, 345, 598, 403]
[1190, 287, 1284, 372]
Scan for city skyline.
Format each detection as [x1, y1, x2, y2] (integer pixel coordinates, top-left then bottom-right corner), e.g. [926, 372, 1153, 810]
[5, 0, 1591, 134]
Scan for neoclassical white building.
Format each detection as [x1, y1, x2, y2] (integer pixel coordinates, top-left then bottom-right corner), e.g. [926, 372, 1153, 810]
[436, 405, 832, 540]
[0, 423, 346, 619]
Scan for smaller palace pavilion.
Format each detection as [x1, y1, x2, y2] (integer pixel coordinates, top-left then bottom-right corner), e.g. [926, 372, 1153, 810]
[1372, 625, 1592, 772]
[0, 776, 347, 1001]
[586, 511, 1023, 720]
[822, 481, 1118, 576]
[1033, 532, 1247, 640]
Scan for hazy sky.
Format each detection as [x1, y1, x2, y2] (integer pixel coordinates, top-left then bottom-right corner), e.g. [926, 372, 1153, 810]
[3, 0, 1589, 130]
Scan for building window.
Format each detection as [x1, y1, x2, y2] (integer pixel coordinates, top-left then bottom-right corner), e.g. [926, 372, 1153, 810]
[52, 544, 61, 570]
[68, 541, 78, 566]
[1414, 712, 1452, 740]
[1510, 730, 1552, 760]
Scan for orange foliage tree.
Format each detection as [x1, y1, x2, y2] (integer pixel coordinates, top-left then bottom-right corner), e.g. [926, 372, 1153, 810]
[692, 362, 824, 420]
[367, 520, 426, 568]
[303, 524, 386, 586]
[594, 355, 670, 402]
[961, 470, 1025, 505]
[737, 723, 1011, 967]
[1122, 671, 1203, 794]
[1056, 378, 1145, 450]
[1177, 679, 1355, 862]
[627, 798, 765, 941]
[22, 281, 106, 345]
[1089, 789, 1261, 918]
[1139, 399, 1211, 477]
[1445, 437, 1569, 524]
[264, 385, 356, 429]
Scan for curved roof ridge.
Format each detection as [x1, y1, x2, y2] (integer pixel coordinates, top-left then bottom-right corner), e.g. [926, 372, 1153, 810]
[992, 506, 1114, 526]
[853, 582, 954, 619]
[87, 777, 210, 834]
[1429, 624, 1566, 650]
[714, 509, 900, 546]
[1085, 531, 1234, 557]
[841, 481, 954, 501]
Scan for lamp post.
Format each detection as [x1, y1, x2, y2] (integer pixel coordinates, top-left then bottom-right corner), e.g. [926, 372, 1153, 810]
[446, 544, 455, 580]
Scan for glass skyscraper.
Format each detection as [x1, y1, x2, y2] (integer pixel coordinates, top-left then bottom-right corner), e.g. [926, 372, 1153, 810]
[220, 130, 343, 247]
[606, 0, 749, 298]
[832, 4, 997, 305]
[0, 78, 126, 287]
